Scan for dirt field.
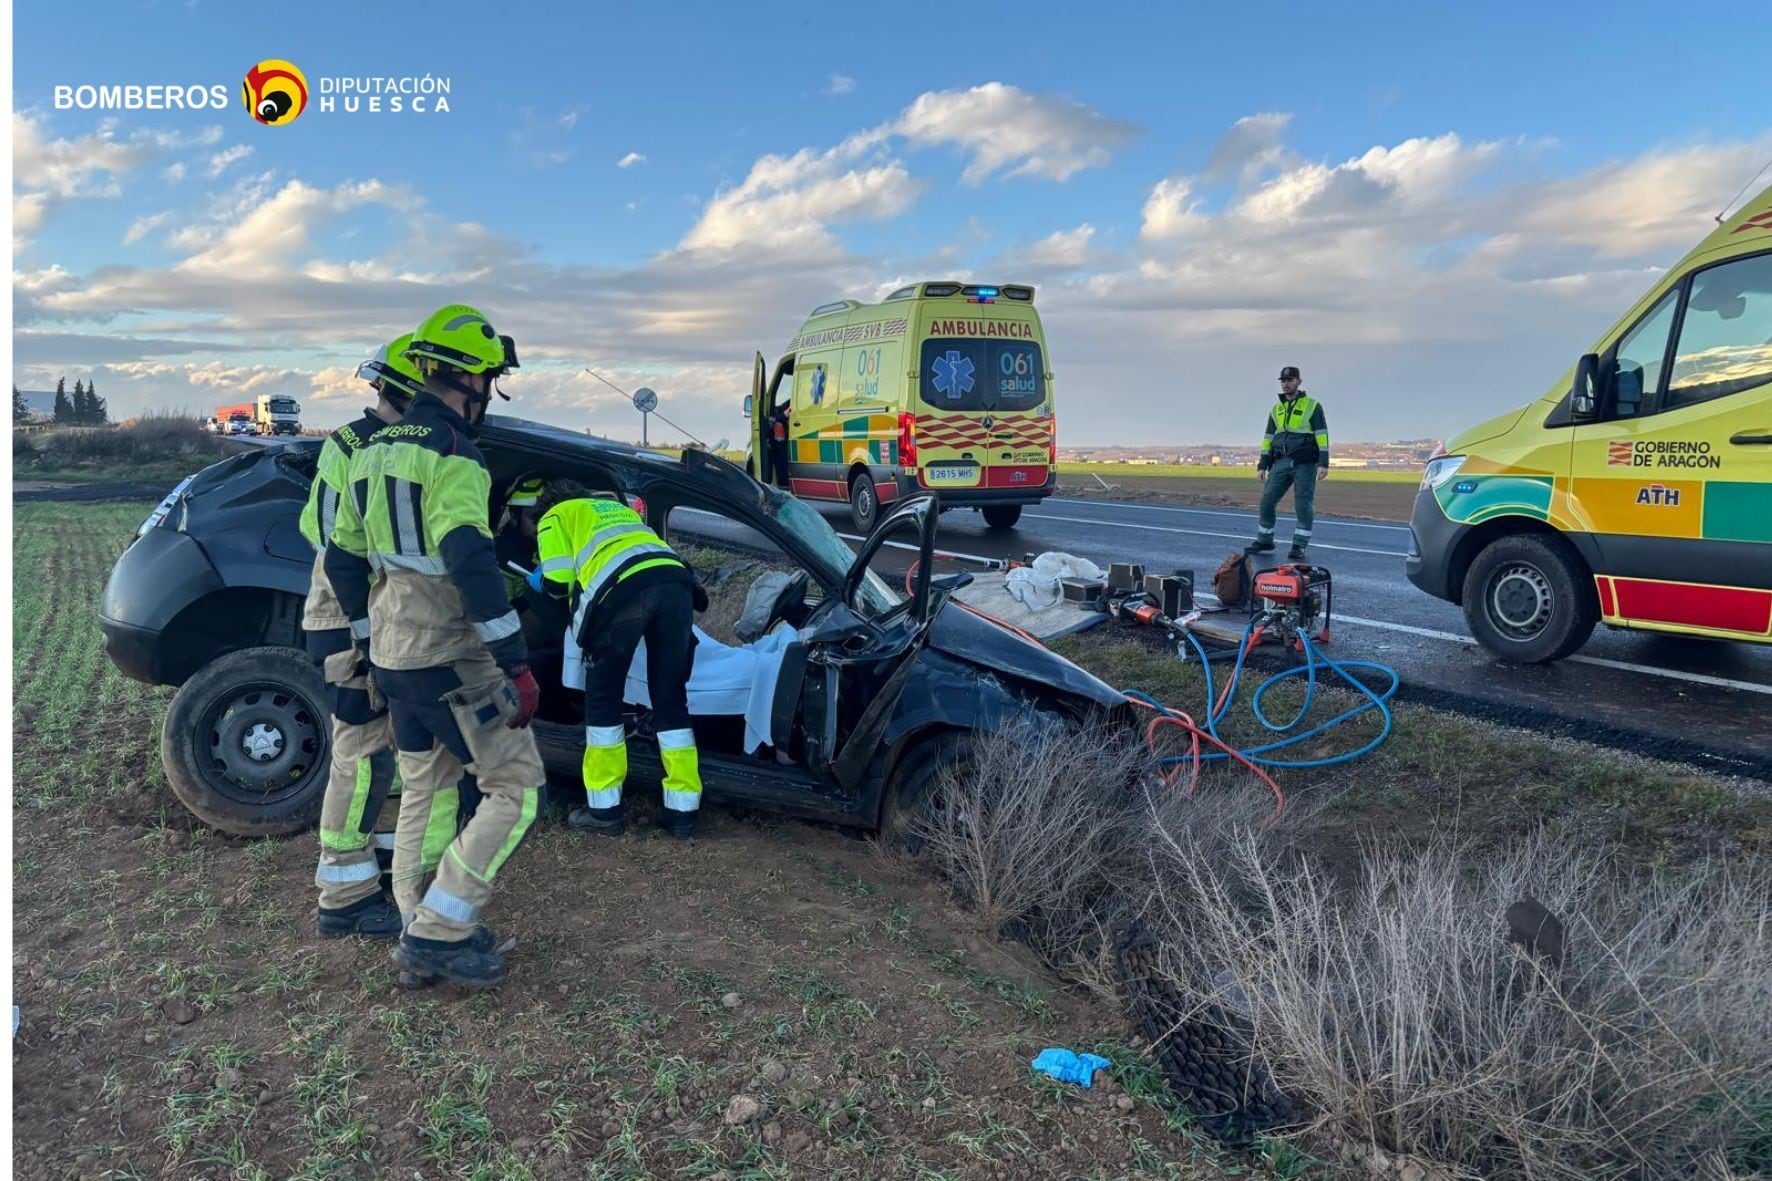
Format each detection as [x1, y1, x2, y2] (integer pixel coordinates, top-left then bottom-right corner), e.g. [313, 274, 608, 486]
[1053, 473, 1418, 522]
[12, 500, 1268, 1180]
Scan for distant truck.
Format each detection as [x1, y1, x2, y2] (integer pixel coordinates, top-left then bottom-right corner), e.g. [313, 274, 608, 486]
[215, 395, 301, 436]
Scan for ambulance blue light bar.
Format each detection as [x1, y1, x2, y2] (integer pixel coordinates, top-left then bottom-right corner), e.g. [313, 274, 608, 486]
[963, 284, 999, 304]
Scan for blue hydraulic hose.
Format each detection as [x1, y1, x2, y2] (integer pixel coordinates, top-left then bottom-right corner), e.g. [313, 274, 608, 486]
[1128, 618, 1398, 771]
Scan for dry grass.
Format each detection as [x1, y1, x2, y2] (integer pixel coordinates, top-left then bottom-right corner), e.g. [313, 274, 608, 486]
[16, 410, 238, 482]
[917, 724, 1772, 1180]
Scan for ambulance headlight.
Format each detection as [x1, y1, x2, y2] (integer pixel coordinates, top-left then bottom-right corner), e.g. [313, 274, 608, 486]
[1420, 455, 1466, 491]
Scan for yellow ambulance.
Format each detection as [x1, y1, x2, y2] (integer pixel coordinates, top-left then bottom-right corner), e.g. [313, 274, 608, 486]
[745, 281, 1056, 531]
[1408, 185, 1772, 662]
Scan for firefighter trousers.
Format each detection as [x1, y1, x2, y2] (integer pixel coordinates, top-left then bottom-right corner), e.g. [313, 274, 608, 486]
[581, 581, 701, 813]
[308, 628, 402, 911]
[378, 656, 546, 943]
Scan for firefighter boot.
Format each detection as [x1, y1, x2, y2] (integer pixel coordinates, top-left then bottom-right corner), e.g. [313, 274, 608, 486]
[394, 925, 500, 989]
[1245, 538, 1276, 555]
[568, 804, 627, 836]
[317, 893, 403, 939]
[1287, 543, 1308, 561]
[397, 933, 507, 989]
[656, 809, 697, 840]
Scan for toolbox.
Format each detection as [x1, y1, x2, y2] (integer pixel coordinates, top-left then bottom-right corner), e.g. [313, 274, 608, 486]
[1060, 577, 1108, 604]
[1144, 571, 1194, 616]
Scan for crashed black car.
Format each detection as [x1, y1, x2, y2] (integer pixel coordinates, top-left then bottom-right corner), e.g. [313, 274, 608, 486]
[99, 417, 1128, 838]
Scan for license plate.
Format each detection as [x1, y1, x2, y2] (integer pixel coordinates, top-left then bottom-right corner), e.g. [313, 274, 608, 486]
[923, 463, 980, 487]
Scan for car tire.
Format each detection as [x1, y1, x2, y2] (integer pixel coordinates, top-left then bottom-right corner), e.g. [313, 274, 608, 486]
[982, 505, 1022, 530]
[161, 645, 332, 836]
[849, 471, 880, 533]
[1461, 534, 1597, 664]
[879, 730, 973, 851]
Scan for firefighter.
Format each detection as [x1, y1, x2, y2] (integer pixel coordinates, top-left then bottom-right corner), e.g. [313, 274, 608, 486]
[1249, 365, 1330, 560]
[307, 334, 428, 938]
[534, 496, 703, 839]
[766, 400, 792, 489]
[325, 303, 542, 989]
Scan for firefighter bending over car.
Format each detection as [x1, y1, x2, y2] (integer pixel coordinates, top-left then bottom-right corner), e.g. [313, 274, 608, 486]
[307, 335, 427, 939]
[325, 304, 543, 990]
[535, 494, 705, 839]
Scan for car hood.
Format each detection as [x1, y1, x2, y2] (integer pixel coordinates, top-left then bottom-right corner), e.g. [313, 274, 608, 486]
[925, 603, 1125, 707]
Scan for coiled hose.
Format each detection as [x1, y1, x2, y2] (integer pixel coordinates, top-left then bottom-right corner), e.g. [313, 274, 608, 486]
[1125, 618, 1399, 823]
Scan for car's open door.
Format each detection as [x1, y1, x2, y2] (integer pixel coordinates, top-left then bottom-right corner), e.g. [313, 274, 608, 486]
[746, 352, 769, 484]
[778, 495, 948, 791]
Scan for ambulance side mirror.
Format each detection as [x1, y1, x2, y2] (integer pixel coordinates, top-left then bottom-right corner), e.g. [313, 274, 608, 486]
[742, 394, 754, 418]
[1570, 353, 1602, 421]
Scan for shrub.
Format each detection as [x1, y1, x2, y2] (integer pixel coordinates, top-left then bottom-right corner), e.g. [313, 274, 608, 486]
[916, 725, 1772, 1180]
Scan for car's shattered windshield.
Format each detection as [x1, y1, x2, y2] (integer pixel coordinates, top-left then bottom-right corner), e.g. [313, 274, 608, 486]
[760, 485, 902, 617]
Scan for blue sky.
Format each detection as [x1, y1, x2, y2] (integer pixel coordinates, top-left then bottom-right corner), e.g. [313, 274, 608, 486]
[13, 1, 1772, 443]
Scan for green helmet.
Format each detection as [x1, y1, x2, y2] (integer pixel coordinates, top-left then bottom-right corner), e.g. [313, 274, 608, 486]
[505, 473, 547, 508]
[405, 304, 518, 377]
[356, 332, 425, 411]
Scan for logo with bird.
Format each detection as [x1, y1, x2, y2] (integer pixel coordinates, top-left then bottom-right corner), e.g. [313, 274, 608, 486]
[242, 59, 308, 126]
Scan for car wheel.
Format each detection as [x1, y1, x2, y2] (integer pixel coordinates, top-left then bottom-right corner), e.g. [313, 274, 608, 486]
[1461, 534, 1597, 664]
[982, 505, 1022, 530]
[879, 730, 973, 851]
[849, 471, 879, 533]
[161, 645, 331, 836]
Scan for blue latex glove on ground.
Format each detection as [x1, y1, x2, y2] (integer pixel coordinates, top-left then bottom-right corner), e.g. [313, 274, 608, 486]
[1031, 1047, 1111, 1087]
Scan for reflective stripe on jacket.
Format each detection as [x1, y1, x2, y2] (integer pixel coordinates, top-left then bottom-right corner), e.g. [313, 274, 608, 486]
[324, 394, 522, 670]
[1258, 393, 1330, 470]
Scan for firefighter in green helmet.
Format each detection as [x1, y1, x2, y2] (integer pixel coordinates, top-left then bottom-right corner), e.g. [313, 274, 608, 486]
[325, 303, 543, 988]
[306, 333, 426, 939]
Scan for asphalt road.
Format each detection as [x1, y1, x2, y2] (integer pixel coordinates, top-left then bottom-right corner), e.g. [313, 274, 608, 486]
[678, 493, 1770, 778]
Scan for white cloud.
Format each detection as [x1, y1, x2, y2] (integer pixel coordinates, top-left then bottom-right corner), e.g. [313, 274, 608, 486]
[123, 210, 175, 245]
[891, 82, 1138, 183]
[1016, 223, 1097, 271]
[678, 139, 924, 255]
[1140, 176, 1204, 240]
[205, 144, 254, 179]
[617, 151, 647, 169]
[1203, 112, 1291, 183]
[826, 74, 856, 96]
[559, 108, 582, 130]
[163, 161, 187, 183]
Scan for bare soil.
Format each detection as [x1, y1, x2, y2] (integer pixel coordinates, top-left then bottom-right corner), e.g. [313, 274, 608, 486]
[12, 501, 1242, 1180]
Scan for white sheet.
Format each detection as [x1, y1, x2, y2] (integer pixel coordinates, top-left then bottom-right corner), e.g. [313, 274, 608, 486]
[620, 624, 796, 754]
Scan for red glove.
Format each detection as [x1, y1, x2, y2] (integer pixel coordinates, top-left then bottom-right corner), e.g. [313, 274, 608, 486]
[505, 663, 540, 729]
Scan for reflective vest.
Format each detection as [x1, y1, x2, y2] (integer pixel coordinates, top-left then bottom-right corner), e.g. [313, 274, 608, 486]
[327, 395, 520, 669]
[1259, 393, 1329, 468]
[299, 412, 383, 551]
[534, 498, 685, 637]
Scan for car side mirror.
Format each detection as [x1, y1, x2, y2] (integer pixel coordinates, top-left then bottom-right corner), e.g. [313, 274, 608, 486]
[742, 394, 754, 418]
[1571, 353, 1602, 421]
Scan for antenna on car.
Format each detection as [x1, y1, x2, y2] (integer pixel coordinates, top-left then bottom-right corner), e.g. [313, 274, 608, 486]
[582, 368, 710, 449]
[1716, 156, 1772, 224]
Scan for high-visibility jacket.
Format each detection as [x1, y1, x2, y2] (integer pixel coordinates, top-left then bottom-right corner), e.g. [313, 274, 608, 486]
[535, 498, 689, 648]
[1258, 393, 1330, 471]
[300, 410, 387, 632]
[324, 394, 525, 671]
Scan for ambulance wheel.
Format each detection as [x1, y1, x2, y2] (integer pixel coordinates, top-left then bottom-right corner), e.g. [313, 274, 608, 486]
[849, 472, 880, 532]
[982, 505, 1022, 530]
[1461, 535, 1596, 664]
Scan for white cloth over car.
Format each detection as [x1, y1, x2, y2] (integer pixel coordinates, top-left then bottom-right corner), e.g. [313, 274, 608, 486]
[562, 621, 797, 755]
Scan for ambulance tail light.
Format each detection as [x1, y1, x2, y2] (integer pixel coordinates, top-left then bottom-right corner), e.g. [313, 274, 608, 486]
[1048, 415, 1058, 465]
[898, 412, 918, 467]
